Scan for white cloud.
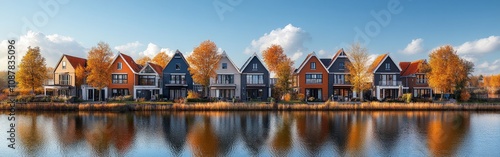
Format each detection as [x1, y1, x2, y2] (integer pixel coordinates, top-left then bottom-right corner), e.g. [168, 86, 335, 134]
[114, 41, 142, 57]
[474, 59, 500, 75]
[399, 38, 424, 54]
[0, 31, 86, 71]
[456, 36, 500, 55]
[460, 55, 477, 63]
[115, 42, 175, 59]
[244, 24, 311, 61]
[318, 49, 326, 56]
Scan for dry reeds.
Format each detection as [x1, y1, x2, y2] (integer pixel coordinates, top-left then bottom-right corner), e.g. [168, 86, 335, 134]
[0, 101, 499, 112]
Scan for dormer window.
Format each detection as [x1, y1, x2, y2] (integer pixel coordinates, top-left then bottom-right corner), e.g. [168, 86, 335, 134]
[62, 61, 66, 69]
[385, 63, 390, 70]
[222, 63, 227, 69]
[117, 62, 122, 70]
[311, 62, 316, 70]
[252, 63, 258, 71]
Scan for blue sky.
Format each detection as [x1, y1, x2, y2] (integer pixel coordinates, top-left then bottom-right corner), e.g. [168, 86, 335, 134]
[1, 0, 500, 75]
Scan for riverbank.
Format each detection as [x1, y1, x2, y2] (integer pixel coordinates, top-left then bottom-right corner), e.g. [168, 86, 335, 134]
[1, 101, 500, 111]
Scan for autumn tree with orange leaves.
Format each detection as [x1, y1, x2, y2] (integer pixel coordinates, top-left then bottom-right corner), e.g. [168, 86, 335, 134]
[483, 74, 500, 95]
[86, 42, 113, 101]
[75, 65, 86, 98]
[262, 44, 294, 100]
[428, 45, 474, 101]
[152, 51, 171, 68]
[15, 46, 47, 94]
[346, 43, 372, 101]
[136, 56, 151, 66]
[187, 40, 222, 96]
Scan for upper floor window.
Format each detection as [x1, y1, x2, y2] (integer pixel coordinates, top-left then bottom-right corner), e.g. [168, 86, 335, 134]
[139, 75, 156, 85]
[339, 62, 345, 70]
[416, 74, 427, 84]
[170, 75, 186, 84]
[176, 63, 181, 70]
[222, 63, 227, 69]
[310, 62, 316, 70]
[305, 74, 322, 84]
[252, 63, 258, 71]
[246, 74, 264, 84]
[112, 74, 128, 84]
[385, 63, 390, 70]
[59, 74, 71, 85]
[217, 74, 234, 84]
[62, 61, 66, 69]
[117, 62, 122, 70]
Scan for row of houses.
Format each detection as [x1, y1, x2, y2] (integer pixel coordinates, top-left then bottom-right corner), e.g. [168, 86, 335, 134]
[292, 49, 433, 101]
[43, 48, 433, 102]
[44, 50, 272, 101]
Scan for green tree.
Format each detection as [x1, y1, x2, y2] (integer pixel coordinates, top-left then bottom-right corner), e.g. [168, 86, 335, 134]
[86, 42, 113, 101]
[15, 46, 47, 94]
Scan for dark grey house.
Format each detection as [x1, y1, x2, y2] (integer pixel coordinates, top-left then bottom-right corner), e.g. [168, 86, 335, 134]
[368, 53, 405, 100]
[240, 53, 270, 101]
[326, 49, 353, 101]
[162, 50, 193, 100]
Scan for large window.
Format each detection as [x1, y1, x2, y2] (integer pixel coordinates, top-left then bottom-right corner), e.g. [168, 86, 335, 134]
[246, 74, 264, 84]
[310, 62, 316, 70]
[112, 74, 128, 84]
[59, 74, 71, 85]
[380, 74, 397, 85]
[112, 88, 129, 97]
[170, 75, 186, 84]
[305, 74, 322, 84]
[217, 74, 234, 84]
[334, 74, 349, 85]
[385, 63, 390, 70]
[252, 63, 258, 71]
[222, 63, 227, 69]
[139, 75, 156, 85]
[416, 74, 427, 84]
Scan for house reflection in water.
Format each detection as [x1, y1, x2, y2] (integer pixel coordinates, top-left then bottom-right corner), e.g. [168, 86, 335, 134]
[240, 112, 271, 156]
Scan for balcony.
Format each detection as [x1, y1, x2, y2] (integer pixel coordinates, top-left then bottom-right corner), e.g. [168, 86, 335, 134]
[333, 81, 351, 86]
[378, 81, 402, 86]
[165, 80, 187, 87]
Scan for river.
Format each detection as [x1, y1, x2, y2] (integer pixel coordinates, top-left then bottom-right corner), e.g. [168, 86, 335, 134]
[1, 111, 499, 156]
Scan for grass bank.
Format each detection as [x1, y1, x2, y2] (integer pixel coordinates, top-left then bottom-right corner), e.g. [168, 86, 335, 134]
[1, 101, 500, 112]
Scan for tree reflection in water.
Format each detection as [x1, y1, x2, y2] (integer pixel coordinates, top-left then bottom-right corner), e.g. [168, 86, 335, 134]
[6, 111, 484, 156]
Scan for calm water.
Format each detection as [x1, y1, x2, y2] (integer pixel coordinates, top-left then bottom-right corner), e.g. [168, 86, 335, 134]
[1, 111, 500, 157]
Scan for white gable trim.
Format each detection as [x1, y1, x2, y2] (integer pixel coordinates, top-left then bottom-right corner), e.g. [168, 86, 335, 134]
[296, 52, 328, 73]
[110, 53, 138, 74]
[372, 54, 402, 73]
[240, 53, 270, 73]
[138, 63, 159, 75]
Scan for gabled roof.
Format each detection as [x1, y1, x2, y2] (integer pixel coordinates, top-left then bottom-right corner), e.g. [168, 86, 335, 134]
[110, 53, 141, 73]
[320, 59, 332, 68]
[368, 54, 387, 73]
[368, 53, 402, 73]
[327, 48, 349, 69]
[221, 51, 241, 73]
[400, 59, 426, 76]
[139, 62, 163, 75]
[54, 54, 86, 72]
[240, 52, 270, 73]
[295, 52, 328, 73]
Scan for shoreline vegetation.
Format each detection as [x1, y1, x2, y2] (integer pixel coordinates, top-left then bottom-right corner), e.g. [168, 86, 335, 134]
[1, 101, 500, 112]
